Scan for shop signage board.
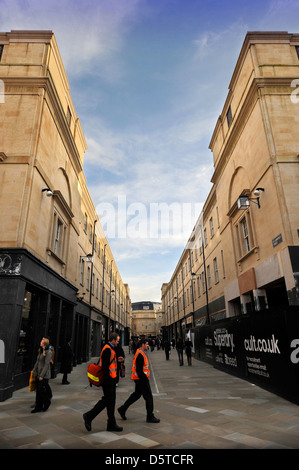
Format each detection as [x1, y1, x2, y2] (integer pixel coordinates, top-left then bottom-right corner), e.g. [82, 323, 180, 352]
[195, 309, 299, 404]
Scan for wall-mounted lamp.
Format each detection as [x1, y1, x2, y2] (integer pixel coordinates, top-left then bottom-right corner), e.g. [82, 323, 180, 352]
[42, 188, 53, 197]
[110, 289, 115, 297]
[80, 253, 93, 263]
[237, 188, 264, 210]
[76, 292, 86, 302]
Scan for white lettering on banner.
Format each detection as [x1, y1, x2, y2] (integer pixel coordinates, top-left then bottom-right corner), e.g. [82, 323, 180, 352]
[244, 334, 280, 354]
[0, 340, 4, 363]
[290, 339, 299, 364]
[224, 354, 237, 367]
[214, 329, 235, 352]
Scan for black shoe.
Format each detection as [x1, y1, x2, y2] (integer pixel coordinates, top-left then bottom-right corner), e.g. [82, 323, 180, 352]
[147, 416, 160, 423]
[83, 413, 92, 432]
[42, 401, 51, 412]
[107, 423, 123, 432]
[62, 381, 70, 384]
[31, 408, 42, 413]
[118, 406, 127, 420]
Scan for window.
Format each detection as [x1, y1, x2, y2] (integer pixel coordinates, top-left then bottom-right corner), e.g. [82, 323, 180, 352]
[226, 105, 232, 127]
[235, 212, 255, 259]
[0, 45, 3, 61]
[241, 217, 250, 253]
[66, 106, 72, 126]
[54, 218, 63, 254]
[210, 217, 214, 237]
[204, 228, 208, 246]
[207, 265, 211, 289]
[296, 46, 299, 59]
[80, 259, 85, 285]
[216, 206, 220, 228]
[197, 276, 201, 297]
[221, 250, 226, 278]
[87, 266, 90, 290]
[202, 271, 206, 293]
[83, 213, 87, 232]
[52, 213, 66, 259]
[213, 257, 219, 283]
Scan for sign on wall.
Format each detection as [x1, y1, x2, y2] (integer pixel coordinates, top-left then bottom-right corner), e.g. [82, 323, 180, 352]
[195, 309, 299, 404]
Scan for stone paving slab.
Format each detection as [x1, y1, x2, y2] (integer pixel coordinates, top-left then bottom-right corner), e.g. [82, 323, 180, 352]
[1, 346, 299, 451]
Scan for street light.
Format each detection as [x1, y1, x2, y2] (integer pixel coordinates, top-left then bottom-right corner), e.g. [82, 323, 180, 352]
[42, 188, 53, 197]
[80, 253, 93, 263]
[237, 188, 264, 210]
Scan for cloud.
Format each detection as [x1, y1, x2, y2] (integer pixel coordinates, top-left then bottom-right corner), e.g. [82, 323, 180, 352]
[0, 0, 145, 80]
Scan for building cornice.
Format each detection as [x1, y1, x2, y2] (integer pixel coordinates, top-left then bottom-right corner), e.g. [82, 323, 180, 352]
[210, 76, 294, 185]
[1, 75, 84, 174]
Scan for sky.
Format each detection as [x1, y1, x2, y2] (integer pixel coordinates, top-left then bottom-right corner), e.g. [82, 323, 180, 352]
[1, 0, 299, 302]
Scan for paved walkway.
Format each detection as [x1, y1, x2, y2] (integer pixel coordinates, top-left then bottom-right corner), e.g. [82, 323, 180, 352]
[1, 346, 299, 450]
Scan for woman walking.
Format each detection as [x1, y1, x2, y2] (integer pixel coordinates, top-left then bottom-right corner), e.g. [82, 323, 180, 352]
[31, 337, 52, 413]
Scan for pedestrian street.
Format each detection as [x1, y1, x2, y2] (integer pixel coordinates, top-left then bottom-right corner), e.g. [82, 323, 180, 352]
[1, 346, 299, 450]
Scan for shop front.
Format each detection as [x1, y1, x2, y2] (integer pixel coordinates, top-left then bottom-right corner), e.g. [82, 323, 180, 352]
[0, 249, 90, 401]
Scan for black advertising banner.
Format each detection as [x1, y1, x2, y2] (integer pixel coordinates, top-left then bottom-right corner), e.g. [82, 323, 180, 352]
[195, 309, 299, 404]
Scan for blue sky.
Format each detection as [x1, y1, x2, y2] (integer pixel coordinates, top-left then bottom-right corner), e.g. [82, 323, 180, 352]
[1, 0, 299, 302]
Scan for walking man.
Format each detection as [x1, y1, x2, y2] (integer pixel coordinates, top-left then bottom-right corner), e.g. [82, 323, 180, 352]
[118, 338, 160, 423]
[83, 332, 123, 432]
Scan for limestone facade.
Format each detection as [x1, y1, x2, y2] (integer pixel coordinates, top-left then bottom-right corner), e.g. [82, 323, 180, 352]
[0, 31, 131, 400]
[162, 32, 299, 337]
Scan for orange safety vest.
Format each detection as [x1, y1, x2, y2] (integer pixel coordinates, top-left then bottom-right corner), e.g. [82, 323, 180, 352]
[131, 349, 150, 381]
[100, 344, 117, 379]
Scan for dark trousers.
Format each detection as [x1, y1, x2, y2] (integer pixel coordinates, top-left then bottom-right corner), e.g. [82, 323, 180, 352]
[85, 382, 116, 425]
[177, 349, 184, 365]
[122, 379, 154, 418]
[35, 379, 51, 410]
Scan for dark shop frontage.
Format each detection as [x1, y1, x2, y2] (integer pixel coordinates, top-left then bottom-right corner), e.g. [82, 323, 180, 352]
[194, 306, 299, 405]
[0, 249, 92, 401]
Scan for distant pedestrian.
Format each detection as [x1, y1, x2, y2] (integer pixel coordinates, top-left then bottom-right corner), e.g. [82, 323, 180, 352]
[185, 339, 193, 366]
[60, 337, 73, 384]
[118, 338, 160, 423]
[176, 337, 184, 366]
[31, 337, 52, 413]
[83, 332, 123, 433]
[115, 341, 125, 386]
[164, 339, 171, 360]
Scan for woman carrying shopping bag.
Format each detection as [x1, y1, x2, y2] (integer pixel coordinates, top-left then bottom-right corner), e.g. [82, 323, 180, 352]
[31, 337, 52, 413]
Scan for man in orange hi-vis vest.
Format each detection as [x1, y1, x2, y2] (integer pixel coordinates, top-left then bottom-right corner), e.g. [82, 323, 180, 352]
[118, 338, 160, 423]
[83, 332, 123, 432]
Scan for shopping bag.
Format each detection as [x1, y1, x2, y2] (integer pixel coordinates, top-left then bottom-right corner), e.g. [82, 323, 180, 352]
[120, 363, 125, 378]
[29, 370, 36, 392]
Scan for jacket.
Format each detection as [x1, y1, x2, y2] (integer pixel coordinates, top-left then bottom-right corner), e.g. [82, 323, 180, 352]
[32, 348, 52, 379]
[131, 349, 150, 381]
[100, 343, 117, 380]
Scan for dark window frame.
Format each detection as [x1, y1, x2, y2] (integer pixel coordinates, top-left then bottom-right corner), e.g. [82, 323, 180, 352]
[226, 105, 233, 127]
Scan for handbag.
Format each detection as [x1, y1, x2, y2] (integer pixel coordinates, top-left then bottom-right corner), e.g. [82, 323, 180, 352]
[120, 363, 125, 378]
[29, 370, 36, 392]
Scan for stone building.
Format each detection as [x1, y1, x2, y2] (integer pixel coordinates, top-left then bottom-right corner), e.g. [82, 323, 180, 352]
[162, 31, 299, 339]
[0, 30, 131, 401]
[131, 301, 162, 338]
